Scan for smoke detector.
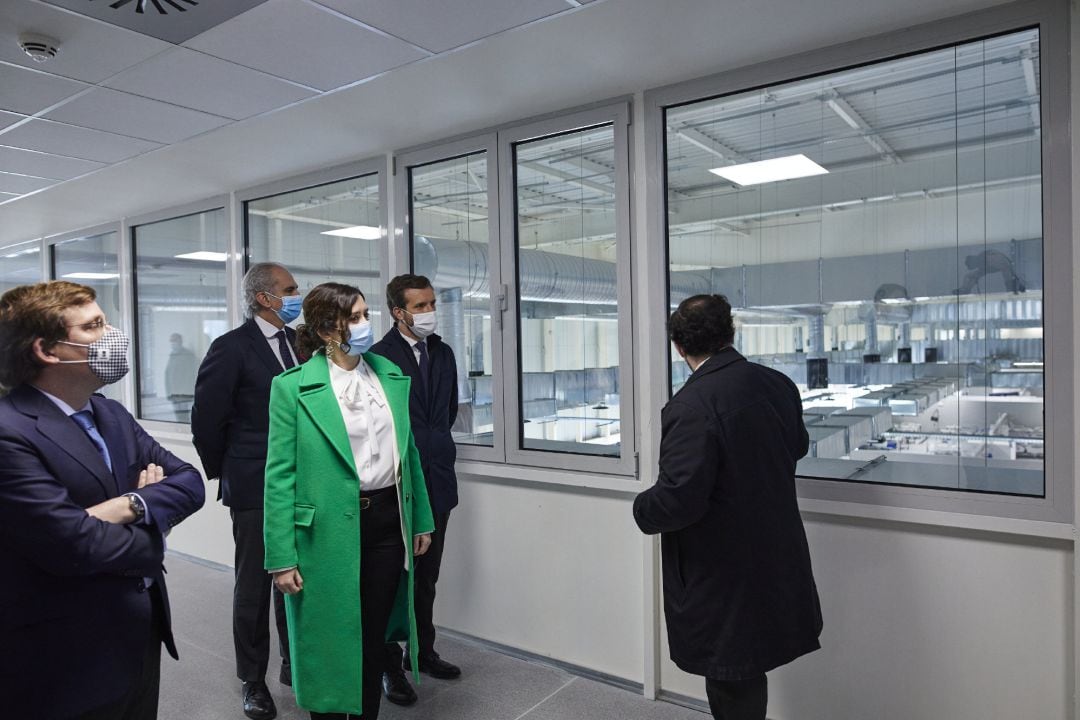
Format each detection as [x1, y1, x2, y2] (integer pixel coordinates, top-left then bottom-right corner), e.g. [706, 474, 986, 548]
[19, 33, 60, 63]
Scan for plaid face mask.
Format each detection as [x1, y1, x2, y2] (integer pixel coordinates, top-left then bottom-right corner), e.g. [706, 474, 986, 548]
[57, 326, 131, 385]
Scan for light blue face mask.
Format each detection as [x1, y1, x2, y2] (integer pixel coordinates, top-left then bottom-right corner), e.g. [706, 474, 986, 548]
[343, 320, 374, 356]
[265, 292, 303, 324]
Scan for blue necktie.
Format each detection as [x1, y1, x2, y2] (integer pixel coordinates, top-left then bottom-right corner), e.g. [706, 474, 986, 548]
[71, 410, 113, 473]
[275, 331, 295, 370]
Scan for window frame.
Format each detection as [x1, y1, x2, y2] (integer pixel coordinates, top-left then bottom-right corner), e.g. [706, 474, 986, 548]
[236, 156, 391, 330]
[644, 0, 1072, 523]
[498, 103, 637, 475]
[127, 196, 230, 430]
[394, 134, 507, 464]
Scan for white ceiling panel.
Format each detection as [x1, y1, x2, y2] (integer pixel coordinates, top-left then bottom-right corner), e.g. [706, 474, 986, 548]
[315, 0, 572, 53]
[43, 87, 232, 144]
[0, 63, 86, 115]
[0, 119, 161, 163]
[0, 0, 172, 83]
[0, 111, 26, 132]
[106, 47, 317, 121]
[39, 0, 270, 45]
[184, 0, 428, 91]
[0, 172, 56, 195]
[0, 146, 105, 180]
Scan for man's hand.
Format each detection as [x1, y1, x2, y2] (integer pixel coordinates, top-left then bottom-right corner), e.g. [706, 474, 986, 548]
[86, 496, 136, 524]
[414, 533, 432, 557]
[274, 568, 303, 594]
[137, 463, 164, 488]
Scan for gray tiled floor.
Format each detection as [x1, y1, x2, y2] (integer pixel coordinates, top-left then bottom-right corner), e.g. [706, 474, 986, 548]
[161, 553, 706, 720]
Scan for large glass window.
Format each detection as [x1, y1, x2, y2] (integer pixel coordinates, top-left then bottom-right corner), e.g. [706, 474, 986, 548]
[512, 125, 621, 456]
[51, 231, 122, 401]
[665, 29, 1044, 496]
[660, 29, 1041, 496]
[410, 153, 495, 447]
[0, 241, 42, 294]
[246, 173, 384, 324]
[132, 209, 228, 423]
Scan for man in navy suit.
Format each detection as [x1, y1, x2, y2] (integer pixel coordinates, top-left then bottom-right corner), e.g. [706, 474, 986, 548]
[372, 274, 462, 706]
[0, 280, 205, 720]
[191, 262, 300, 720]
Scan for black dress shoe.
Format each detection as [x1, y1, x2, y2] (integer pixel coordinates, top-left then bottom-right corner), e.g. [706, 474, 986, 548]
[279, 659, 292, 687]
[382, 670, 418, 706]
[414, 654, 461, 680]
[242, 680, 278, 720]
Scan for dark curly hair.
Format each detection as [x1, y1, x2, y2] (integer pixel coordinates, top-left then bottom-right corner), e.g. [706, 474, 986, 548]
[386, 273, 433, 313]
[668, 294, 735, 357]
[295, 282, 366, 359]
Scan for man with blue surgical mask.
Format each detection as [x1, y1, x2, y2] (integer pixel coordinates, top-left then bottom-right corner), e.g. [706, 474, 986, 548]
[371, 274, 462, 706]
[192, 262, 301, 720]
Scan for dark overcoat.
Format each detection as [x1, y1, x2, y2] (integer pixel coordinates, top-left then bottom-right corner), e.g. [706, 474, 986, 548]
[370, 329, 458, 515]
[633, 348, 822, 680]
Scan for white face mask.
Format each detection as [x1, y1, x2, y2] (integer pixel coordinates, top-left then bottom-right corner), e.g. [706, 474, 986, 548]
[405, 310, 437, 339]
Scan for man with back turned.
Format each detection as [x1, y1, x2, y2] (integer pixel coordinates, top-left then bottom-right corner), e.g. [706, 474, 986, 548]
[633, 293, 823, 720]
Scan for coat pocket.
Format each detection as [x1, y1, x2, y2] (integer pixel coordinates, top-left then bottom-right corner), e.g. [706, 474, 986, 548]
[294, 504, 315, 527]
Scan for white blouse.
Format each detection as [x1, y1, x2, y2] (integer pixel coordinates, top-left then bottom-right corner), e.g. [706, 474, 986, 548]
[328, 356, 398, 490]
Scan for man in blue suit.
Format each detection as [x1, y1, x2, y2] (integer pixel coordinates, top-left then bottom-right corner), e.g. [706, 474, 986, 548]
[372, 274, 462, 706]
[0, 280, 206, 720]
[191, 262, 301, 720]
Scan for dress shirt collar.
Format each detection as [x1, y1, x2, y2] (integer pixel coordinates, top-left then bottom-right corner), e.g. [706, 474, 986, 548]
[254, 314, 287, 339]
[30, 385, 89, 417]
[396, 326, 423, 349]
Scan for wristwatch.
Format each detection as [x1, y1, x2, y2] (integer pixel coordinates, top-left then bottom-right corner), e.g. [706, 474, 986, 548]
[124, 493, 146, 522]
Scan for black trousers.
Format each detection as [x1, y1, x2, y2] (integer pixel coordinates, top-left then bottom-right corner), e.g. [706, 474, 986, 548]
[311, 486, 405, 720]
[76, 589, 164, 720]
[232, 507, 290, 682]
[386, 510, 450, 670]
[705, 674, 768, 720]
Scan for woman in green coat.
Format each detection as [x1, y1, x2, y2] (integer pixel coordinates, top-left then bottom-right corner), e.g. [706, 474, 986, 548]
[264, 282, 435, 719]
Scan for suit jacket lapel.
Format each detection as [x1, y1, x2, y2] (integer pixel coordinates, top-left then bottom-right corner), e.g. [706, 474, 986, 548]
[12, 386, 115, 497]
[92, 396, 129, 495]
[244, 318, 288, 376]
[296, 357, 357, 474]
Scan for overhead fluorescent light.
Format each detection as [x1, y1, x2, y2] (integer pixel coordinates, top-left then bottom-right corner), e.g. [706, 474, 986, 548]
[321, 225, 382, 240]
[175, 251, 228, 262]
[63, 272, 119, 280]
[2, 246, 40, 259]
[710, 154, 829, 186]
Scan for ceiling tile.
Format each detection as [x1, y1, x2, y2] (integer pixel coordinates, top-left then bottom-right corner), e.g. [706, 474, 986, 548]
[44, 87, 232, 144]
[0, 63, 86, 115]
[0, 146, 105, 181]
[40, 0, 270, 45]
[0, 111, 26, 132]
[0, 0, 172, 83]
[184, 0, 428, 91]
[0, 119, 161, 164]
[315, 0, 571, 53]
[0, 172, 56, 195]
[106, 47, 317, 120]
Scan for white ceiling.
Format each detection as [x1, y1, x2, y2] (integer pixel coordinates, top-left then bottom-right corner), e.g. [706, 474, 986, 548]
[0, 0, 1013, 247]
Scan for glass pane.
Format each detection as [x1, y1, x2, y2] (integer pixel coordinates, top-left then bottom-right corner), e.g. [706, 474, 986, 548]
[247, 173, 383, 325]
[665, 29, 1043, 496]
[52, 232, 122, 401]
[133, 209, 228, 423]
[0, 241, 42, 293]
[514, 125, 620, 457]
[410, 153, 493, 446]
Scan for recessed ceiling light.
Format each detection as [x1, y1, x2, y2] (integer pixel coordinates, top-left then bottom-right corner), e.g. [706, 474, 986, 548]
[63, 272, 119, 280]
[175, 251, 228, 262]
[321, 226, 382, 240]
[710, 154, 829, 186]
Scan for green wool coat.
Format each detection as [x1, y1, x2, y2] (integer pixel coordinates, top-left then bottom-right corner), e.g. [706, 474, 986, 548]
[264, 352, 436, 715]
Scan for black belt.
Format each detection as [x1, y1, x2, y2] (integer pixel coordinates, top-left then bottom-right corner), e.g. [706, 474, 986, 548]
[359, 485, 396, 510]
